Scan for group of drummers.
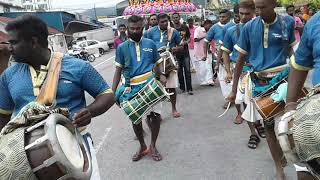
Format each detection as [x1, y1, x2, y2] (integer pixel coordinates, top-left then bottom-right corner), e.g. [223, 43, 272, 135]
[0, 0, 320, 179]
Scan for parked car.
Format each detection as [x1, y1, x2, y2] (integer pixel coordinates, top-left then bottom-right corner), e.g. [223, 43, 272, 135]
[73, 40, 110, 56]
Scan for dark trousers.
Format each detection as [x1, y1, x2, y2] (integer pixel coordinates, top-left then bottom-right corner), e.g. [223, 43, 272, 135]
[176, 54, 193, 92]
[212, 53, 217, 79]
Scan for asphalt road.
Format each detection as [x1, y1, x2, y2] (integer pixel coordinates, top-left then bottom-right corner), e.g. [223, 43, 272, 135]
[85, 50, 297, 180]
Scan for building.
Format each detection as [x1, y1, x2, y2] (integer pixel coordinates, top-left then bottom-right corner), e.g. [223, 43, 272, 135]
[116, 0, 128, 16]
[0, 0, 24, 13]
[0, 16, 60, 42]
[0, 11, 104, 35]
[22, 0, 51, 11]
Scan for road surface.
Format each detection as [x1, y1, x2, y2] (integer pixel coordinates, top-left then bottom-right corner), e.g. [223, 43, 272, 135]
[85, 50, 297, 180]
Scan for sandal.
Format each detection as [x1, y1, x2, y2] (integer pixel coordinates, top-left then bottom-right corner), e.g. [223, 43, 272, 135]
[132, 148, 149, 162]
[255, 123, 266, 138]
[149, 147, 162, 161]
[248, 135, 260, 149]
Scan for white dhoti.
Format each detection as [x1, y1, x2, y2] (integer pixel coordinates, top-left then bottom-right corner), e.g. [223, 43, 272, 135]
[217, 65, 232, 98]
[241, 73, 263, 123]
[194, 56, 214, 85]
[189, 49, 196, 70]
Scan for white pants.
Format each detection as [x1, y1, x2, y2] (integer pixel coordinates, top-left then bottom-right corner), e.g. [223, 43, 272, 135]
[189, 49, 196, 70]
[217, 65, 232, 98]
[85, 134, 101, 180]
[194, 57, 214, 85]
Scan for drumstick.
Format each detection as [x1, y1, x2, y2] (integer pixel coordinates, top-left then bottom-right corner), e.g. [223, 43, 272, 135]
[73, 113, 82, 157]
[75, 127, 82, 157]
[217, 102, 231, 118]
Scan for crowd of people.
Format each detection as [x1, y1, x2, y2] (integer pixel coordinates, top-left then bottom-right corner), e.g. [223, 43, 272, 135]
[0, 0, 319, 179]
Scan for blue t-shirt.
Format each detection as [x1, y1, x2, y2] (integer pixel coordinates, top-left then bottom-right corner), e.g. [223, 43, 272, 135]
[292, 12, 320, 86]
[205, 22, 226, 44]
[221, 24, 243, 62]
[115, 38, 161, 82]
[235, 15, 296, 71]
[0, 56, 111, 117]
[221, 21, 236, 44]
[146, 26, 181, 50]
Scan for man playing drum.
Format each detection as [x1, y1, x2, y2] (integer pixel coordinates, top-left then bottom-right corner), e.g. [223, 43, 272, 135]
[147, 13, 182, 118]
[221, 0, 255, 125]
[112, 15, 166, 161]
[0, 15, 115, 179]
[286, 12, 320, 180]
[226, 0, 297, 179]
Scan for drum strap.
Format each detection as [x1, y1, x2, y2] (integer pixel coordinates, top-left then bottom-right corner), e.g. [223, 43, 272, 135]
[36, 52, 63, 106]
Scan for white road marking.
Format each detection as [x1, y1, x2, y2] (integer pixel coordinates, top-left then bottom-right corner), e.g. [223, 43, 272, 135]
[94, 127, 112, 153]
[94, 55, 115, 68]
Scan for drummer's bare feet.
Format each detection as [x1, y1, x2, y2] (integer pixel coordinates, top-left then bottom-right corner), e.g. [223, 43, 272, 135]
[276, 168, 285, 180]
[234, 114, 243, 124]
[172, 110, 181, 118]
[149, 145, 162, 161]
[132, 146, 149, 162]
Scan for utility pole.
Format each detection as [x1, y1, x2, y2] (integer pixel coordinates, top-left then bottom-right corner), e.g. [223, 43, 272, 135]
[94, 3, 98, 21]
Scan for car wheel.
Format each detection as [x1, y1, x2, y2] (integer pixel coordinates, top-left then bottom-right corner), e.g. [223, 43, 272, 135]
[87, 54, 96, 62]
[99, 48, 104, 55]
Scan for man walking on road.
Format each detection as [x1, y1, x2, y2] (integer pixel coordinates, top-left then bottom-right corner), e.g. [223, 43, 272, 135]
[147, 13, 182, 118]
[203, 9, 231, 109]
[113, 15, 167, 161]
[188, 18, 197, 73]
[172, 13, 193, 95]
[193, 20, 214, 86]
[0, 15, 115, 180]
[114, 24, 127, 49]
[227, 0, 297, 179]
[221, 0, 255, 124]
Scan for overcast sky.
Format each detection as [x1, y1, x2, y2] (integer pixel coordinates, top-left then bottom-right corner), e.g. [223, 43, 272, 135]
[51, 0, 124, 11]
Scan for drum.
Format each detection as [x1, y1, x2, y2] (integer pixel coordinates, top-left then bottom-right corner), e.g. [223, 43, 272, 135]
[159, 50, 177, 76]
[25, 113, 92, 180]
[278, 92, 320, 179]
[255, 96, 286, 120]
[254, 85, 308, 121]
[278, 113, 299, 164]
[120, 78, 170, 124]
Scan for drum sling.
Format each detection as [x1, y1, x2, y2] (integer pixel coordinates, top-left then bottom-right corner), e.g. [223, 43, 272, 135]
[0, 52, 65, 180]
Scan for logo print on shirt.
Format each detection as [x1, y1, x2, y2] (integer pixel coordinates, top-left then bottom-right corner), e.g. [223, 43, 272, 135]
[63, 80, 72, 84]
[142, 48, 153, 52]
[272, 33, 282, 38]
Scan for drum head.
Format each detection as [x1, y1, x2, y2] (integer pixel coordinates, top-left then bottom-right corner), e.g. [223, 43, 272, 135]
[56, 125, 84, 169]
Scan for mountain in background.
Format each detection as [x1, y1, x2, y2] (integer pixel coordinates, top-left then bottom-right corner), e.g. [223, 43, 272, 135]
[81, 7, 117, 18]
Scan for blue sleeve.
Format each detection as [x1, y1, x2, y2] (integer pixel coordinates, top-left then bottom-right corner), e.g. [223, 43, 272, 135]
[291, 22, 313, 71]
[172, 30, 181, 46]
[0, 73, 14, 115]
[143, 31, 148, 38]
[115, 46, 124, 68]
[81, 63, 112, 97]
[221, 29, 233, 53]
[235, 23, 250, 55]
[152, 42, 161, 64]
[206, 26, 215, 42]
